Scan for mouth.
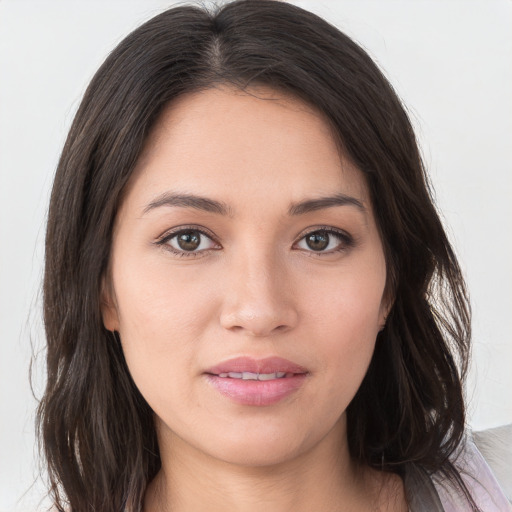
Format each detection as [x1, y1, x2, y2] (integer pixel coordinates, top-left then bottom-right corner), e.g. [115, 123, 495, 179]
[204, 356, 308, 406]
[205, 356, 308, 376]
[215, 371, 291, 380]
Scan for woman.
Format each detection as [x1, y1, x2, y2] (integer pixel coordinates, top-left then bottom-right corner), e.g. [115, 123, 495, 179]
[37, 1, 510, 510]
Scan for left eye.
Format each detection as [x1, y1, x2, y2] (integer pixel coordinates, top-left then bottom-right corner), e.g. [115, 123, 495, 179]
[296, 230, 350, 253]
[166, 229, 218, 253]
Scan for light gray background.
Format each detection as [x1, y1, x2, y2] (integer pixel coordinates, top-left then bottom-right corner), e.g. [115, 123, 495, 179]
[1, 1, 511, 510]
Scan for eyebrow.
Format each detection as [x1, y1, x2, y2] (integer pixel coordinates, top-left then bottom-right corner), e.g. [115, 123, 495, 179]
[143, 192, 233, 216]
[287, 193, 366, 216]
[143, 191, 366, 216]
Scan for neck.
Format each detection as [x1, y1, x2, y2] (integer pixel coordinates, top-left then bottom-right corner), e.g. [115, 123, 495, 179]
[144, 417, 403, 512]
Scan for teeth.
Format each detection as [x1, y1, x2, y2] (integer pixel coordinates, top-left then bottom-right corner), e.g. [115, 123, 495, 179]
[257, 372, 275, 381]
[217, 371, 288, 380]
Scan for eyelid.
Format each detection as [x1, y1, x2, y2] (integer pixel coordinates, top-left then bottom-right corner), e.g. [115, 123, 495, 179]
[156, 224, 219, 243]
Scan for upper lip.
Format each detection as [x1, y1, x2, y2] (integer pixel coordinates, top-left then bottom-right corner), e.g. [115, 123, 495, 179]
[205, 356, 308, 375]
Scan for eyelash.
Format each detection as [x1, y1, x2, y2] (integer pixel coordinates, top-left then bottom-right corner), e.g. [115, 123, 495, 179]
[155, 226, 219, 258]
[155, 225, 355, 258]
[297, 226, 355, 256]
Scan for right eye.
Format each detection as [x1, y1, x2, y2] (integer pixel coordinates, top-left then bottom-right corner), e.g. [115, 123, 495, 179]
[159, 228, 220, 257]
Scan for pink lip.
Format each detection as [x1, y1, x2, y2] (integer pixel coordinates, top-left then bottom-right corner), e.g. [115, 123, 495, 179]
[205, 356, 308, 375]
[204, 356, 308, 406]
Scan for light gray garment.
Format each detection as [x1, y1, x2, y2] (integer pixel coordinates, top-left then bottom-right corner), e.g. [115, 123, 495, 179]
[404, 463, 445, 512]
[472, 424, 512, 503]
[403, 437, 512, 512]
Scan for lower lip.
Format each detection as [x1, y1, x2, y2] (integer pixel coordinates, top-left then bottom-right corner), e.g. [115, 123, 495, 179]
[205, 374, 307, 406]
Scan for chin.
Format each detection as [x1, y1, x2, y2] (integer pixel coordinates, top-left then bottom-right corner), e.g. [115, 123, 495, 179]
[214, 441, 305, 468]
[197, 421, 320, 468]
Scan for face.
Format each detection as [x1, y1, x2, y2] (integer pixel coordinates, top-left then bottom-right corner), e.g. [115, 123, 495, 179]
[102, 85, 389, 467]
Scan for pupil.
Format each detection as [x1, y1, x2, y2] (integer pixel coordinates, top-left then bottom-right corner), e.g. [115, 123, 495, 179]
[177, 231, 200, 251]
[306, 232, 329, 251]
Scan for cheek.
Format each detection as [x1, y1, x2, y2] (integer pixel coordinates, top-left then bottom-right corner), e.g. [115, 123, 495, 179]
[305, 257, 386, 337]
[111, 255, 220, 402]
[114, 251, 219, 334]
[302, 260, 385, 400]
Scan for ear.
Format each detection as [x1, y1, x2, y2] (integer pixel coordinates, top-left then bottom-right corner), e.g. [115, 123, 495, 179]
[100, 276, 120, 332]
[378, 292, 394, 332]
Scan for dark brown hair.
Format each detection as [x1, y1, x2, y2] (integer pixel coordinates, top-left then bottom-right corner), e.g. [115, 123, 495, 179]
[39, 1, 474, 510]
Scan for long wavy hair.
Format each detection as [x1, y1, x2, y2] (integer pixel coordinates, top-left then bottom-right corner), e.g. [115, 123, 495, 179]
[38, 1, 474, 510]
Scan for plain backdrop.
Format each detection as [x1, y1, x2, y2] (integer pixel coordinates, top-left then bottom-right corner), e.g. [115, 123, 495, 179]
[0, 1, 511, 510]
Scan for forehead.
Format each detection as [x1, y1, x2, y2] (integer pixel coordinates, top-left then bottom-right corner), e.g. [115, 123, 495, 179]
[125, 85, 370, 213]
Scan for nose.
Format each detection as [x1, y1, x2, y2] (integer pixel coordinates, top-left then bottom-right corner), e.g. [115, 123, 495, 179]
[219, 251, 298, 337]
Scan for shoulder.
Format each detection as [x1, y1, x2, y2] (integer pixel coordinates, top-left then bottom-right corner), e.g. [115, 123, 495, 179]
[431, 434, 512, 512]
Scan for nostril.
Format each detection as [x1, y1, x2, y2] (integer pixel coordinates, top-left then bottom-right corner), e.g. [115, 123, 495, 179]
[219, 295, 299, 336]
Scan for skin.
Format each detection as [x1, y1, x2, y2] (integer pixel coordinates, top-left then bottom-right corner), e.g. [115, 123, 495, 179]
[102, 85, 406, 511]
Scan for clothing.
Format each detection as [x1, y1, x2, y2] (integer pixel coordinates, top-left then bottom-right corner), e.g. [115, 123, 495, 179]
[405, 438, 512, 511]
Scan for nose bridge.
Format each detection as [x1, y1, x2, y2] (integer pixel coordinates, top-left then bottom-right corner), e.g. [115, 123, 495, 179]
[239, 243, 278, 292]
[220, 241, 297, 336]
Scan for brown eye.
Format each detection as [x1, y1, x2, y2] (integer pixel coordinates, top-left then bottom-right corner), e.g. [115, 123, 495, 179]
[176, 231, 201, 251]
[165, 229, 218, 254]
[296, 228, 353, 254]
[305, 232, 329, 251]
